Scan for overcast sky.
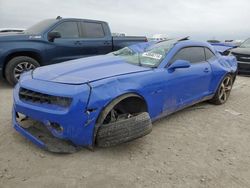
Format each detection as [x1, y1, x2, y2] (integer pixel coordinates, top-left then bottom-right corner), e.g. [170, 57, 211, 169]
[0, 0, 249, 40]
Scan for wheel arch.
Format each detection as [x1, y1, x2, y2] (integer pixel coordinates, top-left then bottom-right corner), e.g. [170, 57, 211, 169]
[214, 72, 235, 93]
[96, 92, 148, 123]
[92, 92, 149, 145]
[209, 73, 234, 105]
[229, 71, 237, 83]
[2, 51, 42, 78]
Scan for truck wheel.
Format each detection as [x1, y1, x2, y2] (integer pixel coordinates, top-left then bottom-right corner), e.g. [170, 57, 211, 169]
[96, 112, 152, 147]
[5, 56, 40, 86]
[209, 74, 233, 105]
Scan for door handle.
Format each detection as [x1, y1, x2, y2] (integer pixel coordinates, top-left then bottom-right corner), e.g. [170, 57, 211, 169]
[104, 41, 111, 45]
[74, 41, 81, 45]
[204, 68, 210, 73]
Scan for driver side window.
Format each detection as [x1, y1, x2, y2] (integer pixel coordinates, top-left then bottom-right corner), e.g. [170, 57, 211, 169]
[52, 22, 79, 38]
[170, 47, 206, 65]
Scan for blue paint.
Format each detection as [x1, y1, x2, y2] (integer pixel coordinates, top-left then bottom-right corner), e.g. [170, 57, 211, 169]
[210, 42, 237, 54]
[13, 40, 238, 148]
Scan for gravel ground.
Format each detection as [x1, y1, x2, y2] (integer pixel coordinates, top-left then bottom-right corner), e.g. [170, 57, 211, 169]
[0, 76, 250, 188]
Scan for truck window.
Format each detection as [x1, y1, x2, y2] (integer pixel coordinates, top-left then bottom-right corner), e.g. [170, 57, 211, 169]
[82, 22, 105, 38]
[52, 22, 79, 38]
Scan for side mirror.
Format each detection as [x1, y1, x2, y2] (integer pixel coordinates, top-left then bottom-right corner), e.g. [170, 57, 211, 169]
[48, 31, 61, 42]
[168, 60, 191, 71]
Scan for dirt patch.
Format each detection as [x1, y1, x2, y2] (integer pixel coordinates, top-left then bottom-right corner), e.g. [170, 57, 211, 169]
[0, 76, 250, 188]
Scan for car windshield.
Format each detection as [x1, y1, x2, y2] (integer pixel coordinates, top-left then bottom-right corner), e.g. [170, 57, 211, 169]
[240, 38, 250, 48]
[24, 19, 57, 34]
[112, 40, 176, 67]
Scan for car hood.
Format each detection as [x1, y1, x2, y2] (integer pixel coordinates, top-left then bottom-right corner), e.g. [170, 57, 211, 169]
[32, 55, 151, 84]
[230, 47, 250, 55]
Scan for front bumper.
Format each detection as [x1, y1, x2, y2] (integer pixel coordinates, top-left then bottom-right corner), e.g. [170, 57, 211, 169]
[13, 77, 100, 149]
[12, 110, 80, 153]
[13, 109, 45, 149]
[238, 61, 250, 75]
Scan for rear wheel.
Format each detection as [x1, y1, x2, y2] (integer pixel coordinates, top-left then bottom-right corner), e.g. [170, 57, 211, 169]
[210, 74, 233, 105]
[5, 56, 40, 85]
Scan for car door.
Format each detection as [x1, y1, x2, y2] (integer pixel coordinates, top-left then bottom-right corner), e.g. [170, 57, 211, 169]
[162, 46, 212, 113]
[77, 21, 113, 56]
[46, 21, 85, 64]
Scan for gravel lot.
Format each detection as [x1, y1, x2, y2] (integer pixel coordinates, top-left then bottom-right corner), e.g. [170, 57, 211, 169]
[0, 76, 250, 188]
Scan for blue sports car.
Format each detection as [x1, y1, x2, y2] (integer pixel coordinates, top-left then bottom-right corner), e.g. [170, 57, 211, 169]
[13, 39, 237, 153]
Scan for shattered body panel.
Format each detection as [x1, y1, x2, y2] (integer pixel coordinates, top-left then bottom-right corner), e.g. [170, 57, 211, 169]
[13, 40, 238, 148]
[210, 43, 237, 54]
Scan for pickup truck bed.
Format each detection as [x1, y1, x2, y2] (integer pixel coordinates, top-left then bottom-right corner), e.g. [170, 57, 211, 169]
[112, 36, 148, 51]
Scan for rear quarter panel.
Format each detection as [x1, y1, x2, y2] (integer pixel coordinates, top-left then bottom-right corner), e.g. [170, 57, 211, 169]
[208, 55, 237, 92]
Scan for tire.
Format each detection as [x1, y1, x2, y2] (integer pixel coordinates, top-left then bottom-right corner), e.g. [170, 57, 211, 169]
[96, 112, 152, 147]
[5, 56, 40, 86]
[210, 74, 233, 105]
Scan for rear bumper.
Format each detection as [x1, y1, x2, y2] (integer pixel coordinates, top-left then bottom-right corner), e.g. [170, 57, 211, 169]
[238, 61, 250, 75]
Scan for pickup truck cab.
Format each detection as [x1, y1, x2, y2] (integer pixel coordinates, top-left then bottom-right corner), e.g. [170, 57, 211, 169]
[0, 17, 147, 85]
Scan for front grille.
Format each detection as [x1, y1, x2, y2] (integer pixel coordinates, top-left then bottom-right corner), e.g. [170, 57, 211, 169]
[19, 88, 72, 108]
[232, 52, 250, 62]
[238, 62, 250, 70]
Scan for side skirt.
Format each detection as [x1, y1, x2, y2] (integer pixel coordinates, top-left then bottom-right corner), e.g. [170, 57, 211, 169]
[152, 94, 214, 122]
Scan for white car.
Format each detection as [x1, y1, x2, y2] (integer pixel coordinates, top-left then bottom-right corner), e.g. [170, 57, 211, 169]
[0, 28, 25, 33]
[151, 34, 168, 41]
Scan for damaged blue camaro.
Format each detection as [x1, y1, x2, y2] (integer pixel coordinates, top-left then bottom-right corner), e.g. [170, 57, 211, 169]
[13, 39, 237, 152]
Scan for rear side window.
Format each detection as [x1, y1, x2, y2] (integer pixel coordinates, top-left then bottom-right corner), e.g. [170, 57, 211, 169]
[52, 22, 79, 38]
[82, 22, 105, 38]
[205, 48, 216, 60]
[170, 47, 206, 64]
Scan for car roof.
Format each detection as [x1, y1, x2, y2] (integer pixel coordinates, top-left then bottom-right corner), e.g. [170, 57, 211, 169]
[177, 39, 212, 47]
[152, 38, 216, 51]
[175, 40, 217, 53]
[53, 18, 108, 25]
